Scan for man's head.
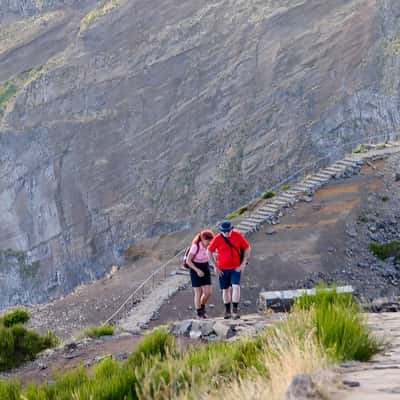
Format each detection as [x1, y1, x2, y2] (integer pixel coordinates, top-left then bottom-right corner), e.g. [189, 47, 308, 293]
[219, 220, 233, 237]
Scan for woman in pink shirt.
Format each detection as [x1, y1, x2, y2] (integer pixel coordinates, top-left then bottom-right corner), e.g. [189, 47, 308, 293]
[186, 230, 215, 318]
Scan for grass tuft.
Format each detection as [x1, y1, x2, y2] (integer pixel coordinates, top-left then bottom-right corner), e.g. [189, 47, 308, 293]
[370, 241, 400, 263]
[262, 191, 276, 200]
[83, 325, 114, 338]
[280, 184, 292, 191]
[294, 285, 381, 362]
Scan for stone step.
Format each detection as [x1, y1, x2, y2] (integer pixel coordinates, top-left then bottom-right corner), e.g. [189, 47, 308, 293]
[270, 200, 289, 206]
[303, 178, 323, 186]
[278, 192, 297, 200]
[259, 204, 280, 211]
[313, 172, 331, 180]
[254, 210, 275, 217]
[324, 165, 346, 174]
[238, 220, 258, 227]
[296, 182, 315, 190]
[247, 215, 267, 223]
[285, 188, 305, 195]
[310, 173, 331, 181]
[336, 159, 358, 167]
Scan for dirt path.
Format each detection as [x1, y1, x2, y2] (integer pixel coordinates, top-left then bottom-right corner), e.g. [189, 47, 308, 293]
[334, 313, 400, 399]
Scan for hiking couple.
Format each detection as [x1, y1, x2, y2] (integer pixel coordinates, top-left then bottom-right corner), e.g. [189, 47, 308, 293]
[185, 221, 251, 319]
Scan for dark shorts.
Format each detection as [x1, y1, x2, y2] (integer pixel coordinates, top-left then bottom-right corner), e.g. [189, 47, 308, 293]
[219, 269, 241, 290]
[190, 262, 212, 287]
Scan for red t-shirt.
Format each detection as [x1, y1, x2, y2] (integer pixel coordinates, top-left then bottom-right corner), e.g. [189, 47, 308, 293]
[207, 230, 250, 270]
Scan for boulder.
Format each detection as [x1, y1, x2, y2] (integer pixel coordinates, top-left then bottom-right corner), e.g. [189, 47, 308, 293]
[285, 374, 319, 400]
[213, 321, 235, 339]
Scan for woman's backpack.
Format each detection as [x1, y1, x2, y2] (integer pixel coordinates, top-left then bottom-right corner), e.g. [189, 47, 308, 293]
[182, 243, 200, 269]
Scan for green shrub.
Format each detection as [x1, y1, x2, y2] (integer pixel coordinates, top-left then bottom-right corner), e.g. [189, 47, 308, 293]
[314, 303, 380, 361]
[0, 325, 58, 372]
[262, 190, 276, 199]
[370, 241, 400, 263]
[128, 328, 176, 366]
[1, 309, 30, 327]
[295, 286, 380, 362]
[381, 195, 389, 202]
[280, 184, 291, 191]
[83, 325, 114, 338]
[294, 285, 354, 311]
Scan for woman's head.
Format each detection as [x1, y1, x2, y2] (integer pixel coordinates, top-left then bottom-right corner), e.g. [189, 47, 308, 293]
[193, 229, 215, 245]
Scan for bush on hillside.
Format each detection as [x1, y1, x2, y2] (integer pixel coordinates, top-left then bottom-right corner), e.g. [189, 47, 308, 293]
[1, 309, 30, 327]
[0, 325, 58, 372]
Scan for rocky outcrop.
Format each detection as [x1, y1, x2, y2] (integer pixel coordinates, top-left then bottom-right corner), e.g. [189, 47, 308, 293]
[2, 0, 400, 308]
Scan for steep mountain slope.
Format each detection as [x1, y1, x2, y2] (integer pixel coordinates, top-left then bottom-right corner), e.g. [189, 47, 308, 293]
[1, 0, 400, 308]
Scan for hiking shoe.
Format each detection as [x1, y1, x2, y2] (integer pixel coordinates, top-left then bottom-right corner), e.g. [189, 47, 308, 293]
[224, 311, 232, 319]
[232, 312, 240, 320]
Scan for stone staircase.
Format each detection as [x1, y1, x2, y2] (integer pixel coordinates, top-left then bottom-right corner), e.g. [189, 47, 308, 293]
[236, 142, 400, 235]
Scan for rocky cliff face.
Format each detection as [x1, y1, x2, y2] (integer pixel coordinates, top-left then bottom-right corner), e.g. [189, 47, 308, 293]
[1, 0, 400, 309]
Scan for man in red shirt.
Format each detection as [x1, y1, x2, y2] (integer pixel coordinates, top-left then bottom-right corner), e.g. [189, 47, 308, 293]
[207, 221, 251, 319]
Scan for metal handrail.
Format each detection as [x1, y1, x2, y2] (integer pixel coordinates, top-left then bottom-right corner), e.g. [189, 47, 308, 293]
[103, 248, 186, 325]
[103, 132, 400, 325]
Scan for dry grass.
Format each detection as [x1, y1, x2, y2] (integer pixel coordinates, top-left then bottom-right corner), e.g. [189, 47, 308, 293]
[201, 312, 328, 400]
[80, 0, 124, 32]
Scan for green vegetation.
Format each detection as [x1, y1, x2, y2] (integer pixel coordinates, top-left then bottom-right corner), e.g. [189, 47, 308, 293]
[0, 288, 380, 399]
[262, 190, 276, 200]
[294, 286, 380, 361]
[370, 240, 400, 263]
[0, 81, 17, 116]
[352, 144, 368, 154]
[227, 206, 248, 220]
[1, 309, 29, 327]
[0, 310, 58, 372]
[80, 0, 123, 32]
[280, 184, 291, 191]
[83, 325, 114, 338]
[381, 195, 389, 202]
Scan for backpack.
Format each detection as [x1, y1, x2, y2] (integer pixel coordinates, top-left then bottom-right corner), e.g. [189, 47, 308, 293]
[182, 243, 200, 269]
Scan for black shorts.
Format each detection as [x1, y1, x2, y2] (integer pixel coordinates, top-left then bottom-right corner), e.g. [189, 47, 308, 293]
[190, 262, 212, 287]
